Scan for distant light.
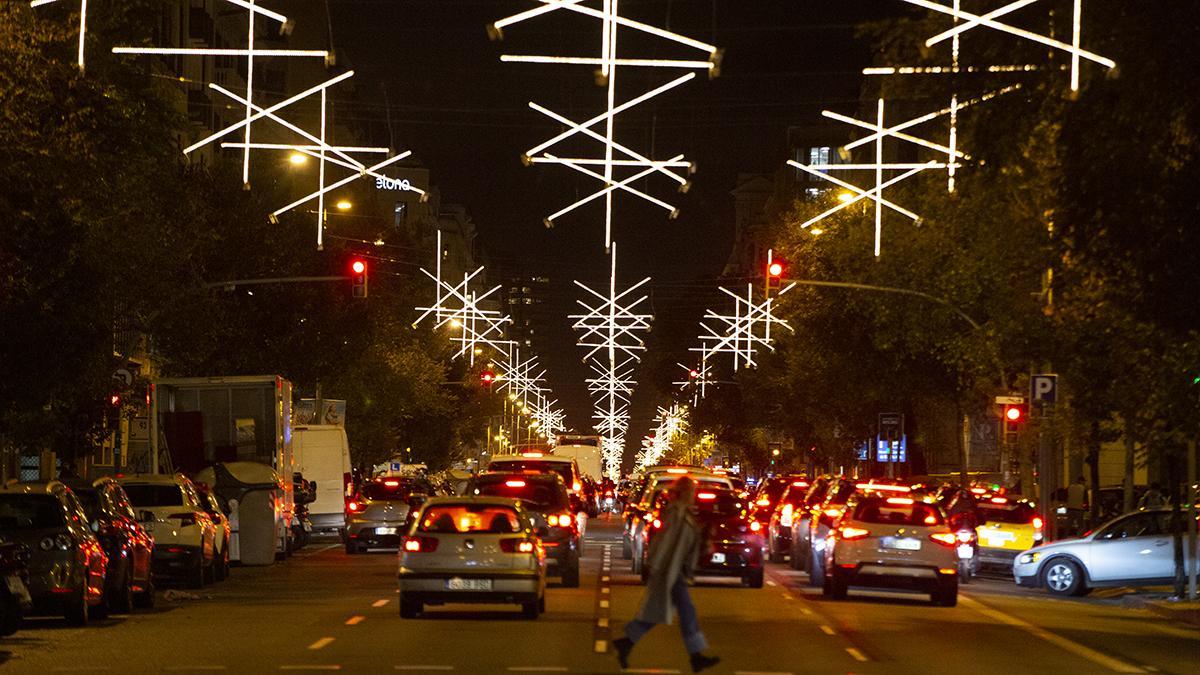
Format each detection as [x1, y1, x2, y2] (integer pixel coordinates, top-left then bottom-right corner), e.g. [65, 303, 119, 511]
[351, 260, 366, 275]
[837, 191, 854, 203]
[810, 227, 825, 236]
[335, 200, 352, 211]
[289, 152, 307, 166]
[767, 262, 784, 277]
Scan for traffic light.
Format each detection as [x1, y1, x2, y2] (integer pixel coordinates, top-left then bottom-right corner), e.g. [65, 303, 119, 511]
[766, 258, 785, 292]
[480, 369, 496, 389]
[1003, 403, 1027, 432]
[349, 258, 368, 298]
[688, 368, 699, 380]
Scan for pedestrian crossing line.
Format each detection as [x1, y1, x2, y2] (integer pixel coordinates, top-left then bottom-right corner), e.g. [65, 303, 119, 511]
[959, 595, 1145, 673]
[344, 615, 365, 625]
[846, 648, 869, 663]
[819, 625, 836, 636]
[597, 617, 609, 628]
[307, 637, 336, 650]
[594, 639, 608, 653]
[372, 599, 390, 607]
[394, 667, 454, 672]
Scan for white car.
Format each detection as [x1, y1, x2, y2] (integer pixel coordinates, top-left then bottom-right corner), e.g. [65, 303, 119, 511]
[822, 493, 960, 606]
[1013, 508, 1197, 596]
[397, 497, 546, 619]
[118, 474, 217, 588]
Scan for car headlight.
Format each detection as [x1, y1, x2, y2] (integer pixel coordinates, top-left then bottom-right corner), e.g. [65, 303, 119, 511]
[1018, 552, 1040, 565]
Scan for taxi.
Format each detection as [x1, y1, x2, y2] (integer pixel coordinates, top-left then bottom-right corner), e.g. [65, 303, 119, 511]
[975, 495, 1043, 569]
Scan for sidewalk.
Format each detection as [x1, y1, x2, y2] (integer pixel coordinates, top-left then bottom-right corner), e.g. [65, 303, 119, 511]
[1122, 592, 1200, 627]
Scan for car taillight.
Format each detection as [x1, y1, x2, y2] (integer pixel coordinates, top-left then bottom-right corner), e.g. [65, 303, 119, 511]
[838, 526, 870, 541]
[1032, 516, 1044, 530]
[500, 538, 537, 553]
[697, 492, 717, 500]
[749, 521, 762, 532]
[780, 503, 794, 528]
[401, 536, 438, 553]
[573, 481, 582, 492]
[347, 501, 361, 512]
[168, 513, 197, 527]
[929, 531, 958, 547]
[756, 498, 771, 507]
[652, 518, 662, 530]
[823, 507, 843, 518]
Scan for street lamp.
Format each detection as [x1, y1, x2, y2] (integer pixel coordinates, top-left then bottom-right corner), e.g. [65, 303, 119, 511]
[335, 199, 353, 211]
[288, 152, 308, 166]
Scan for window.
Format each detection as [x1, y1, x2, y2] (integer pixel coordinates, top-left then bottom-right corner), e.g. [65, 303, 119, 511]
[361, 479, 431, 501]
[1098, 513, 1164, 539]
[0, 495, 65, 530]
[472, 478, 567, 510]
[978, 502, 1037, 525]
[853, 500, 944, 526]
[122, 484, 186, 507]
[418, 504, 521, 534]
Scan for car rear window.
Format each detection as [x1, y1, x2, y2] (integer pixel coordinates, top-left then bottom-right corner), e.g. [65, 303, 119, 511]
[854, 499, 944, 526]
[487, 460, 574, 486]
[695, 491, 745, 518]
[418, 504, 521, 534]
[361, 479, 429, 501]
[122, 484, 185, 507]
[0, 495, 66, 530]
[978, 501, 1036, 524]
[472, 478, 567, 511]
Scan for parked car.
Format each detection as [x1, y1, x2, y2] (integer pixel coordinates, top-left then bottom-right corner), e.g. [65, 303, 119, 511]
[117, 474, 216, 588]
[64, 477, 155, 611]
[821, 492, 960, 606]
[195, 483, 232, 580]
[0, 534, 32, 636]
[1014, 508, 1198, 596]
[468, 472, 580, 587]
[0, 481, 108, 624]
[397, 496, 546, 619]
[346, 476, 433, 553]
[639, 487, 765, 587]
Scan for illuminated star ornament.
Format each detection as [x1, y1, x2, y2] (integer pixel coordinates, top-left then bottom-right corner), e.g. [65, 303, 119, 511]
[694, 282, 795, 372]
[638, 404, 688, 469]
[490, 1, 722, 250]
[29, 0, 89, 69]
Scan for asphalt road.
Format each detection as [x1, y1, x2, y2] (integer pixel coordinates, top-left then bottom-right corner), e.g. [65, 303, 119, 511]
[2, 516, 1196, 673]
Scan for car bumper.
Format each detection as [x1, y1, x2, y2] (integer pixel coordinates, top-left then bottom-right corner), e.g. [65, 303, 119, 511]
[398, 569, 541, 604]
[1015, 573, 1040, 588]
[310, 512, 346, 532]
[697, 545, 762, 576]
[152, 545, 203, 577]
[832, 562, 955, 591]
[348, 523, 407, 548]
[979, 547, 1021, 567]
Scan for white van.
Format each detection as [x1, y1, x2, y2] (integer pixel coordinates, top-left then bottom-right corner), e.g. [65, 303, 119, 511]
[292, 425, 352, 535]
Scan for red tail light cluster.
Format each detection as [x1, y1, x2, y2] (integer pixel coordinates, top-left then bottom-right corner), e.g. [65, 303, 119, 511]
[838, 526, 870, 541]
[401, 536, 439, 553]
[499, 538, 537, 554]
[547, 513, 574, 528]
[929, 531, 958, 547]
[347, 501, 361, 512]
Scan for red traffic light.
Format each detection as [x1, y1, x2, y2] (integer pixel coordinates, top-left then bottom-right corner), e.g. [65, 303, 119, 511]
[109, 394, 121, 406]
[1003, 404, 1026, 423]
[688, 369, 699, 379]
[351, 259, 366, 275]
[480, 370, 496, 385]
[767, 261, 784, 277]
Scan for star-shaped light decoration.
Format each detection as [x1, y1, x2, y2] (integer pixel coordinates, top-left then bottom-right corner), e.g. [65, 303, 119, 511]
[638, 404, 688, 468]
[695, 282, 796, 371]
[29, 0, 89, 70]
[490, 0, 722, 250]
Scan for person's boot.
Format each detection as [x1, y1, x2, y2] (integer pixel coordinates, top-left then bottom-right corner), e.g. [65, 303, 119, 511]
[689, 652, 720, 673]
[612, 637, 634, 669]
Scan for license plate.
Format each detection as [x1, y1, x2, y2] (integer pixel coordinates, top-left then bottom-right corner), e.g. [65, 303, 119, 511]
[711, 552, 726, 564]
[446, 577, 492, 591]
[957, 544, 974, 559]
[882, 537, 921, 551]
[981, 530, 1015, 546]
[375, 527, 397, 535]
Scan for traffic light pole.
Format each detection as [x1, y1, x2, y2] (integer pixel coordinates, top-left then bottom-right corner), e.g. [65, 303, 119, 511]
[204, 276, 350, 290]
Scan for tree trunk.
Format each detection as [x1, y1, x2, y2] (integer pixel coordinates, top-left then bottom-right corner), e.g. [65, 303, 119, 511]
[1123, 429, 1136, 514]
[1170, 457, 1186, 598]
[1087, 422, 1102, 527]
[958, 405, 969, 487]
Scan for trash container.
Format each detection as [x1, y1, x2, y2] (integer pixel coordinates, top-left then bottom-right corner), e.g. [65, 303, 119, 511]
[195, 461, 283, 566]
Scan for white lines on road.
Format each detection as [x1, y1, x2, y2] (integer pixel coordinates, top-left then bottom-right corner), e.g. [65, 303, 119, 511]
[959, 596, 1145, 673]
[372, 599, 390, 607]
[345, 615, 365, 625]
[594, 639, 608, 653]
[601, 587, 610, 594]
[395, 667, 454, 672]
[599, 599, 610, 608]
[597, 617, 609, 628]
[307, 637, 336, 650]
[506, 668, 569, 672]
[818, 625, 836, 636]
[279, 667, 341, 671]
[845, 648, 869, 663]
[601, 575, 610, 582]
[735, 671, 795, 675]
[765, 580, 777, 586]
[296, 543, 339, 556]
[781, 593, 793, 600]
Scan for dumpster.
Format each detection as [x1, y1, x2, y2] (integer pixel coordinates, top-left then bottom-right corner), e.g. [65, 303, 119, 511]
[196, 462, 285, 566]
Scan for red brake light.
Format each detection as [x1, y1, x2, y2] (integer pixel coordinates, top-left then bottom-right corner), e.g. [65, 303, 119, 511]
[885, 497, 914, 505]
[548, 513, 574, 528]
[652, 518, 662, 530]
[990, 496, 1008, 504]
[666, 468, 688, 474]
[402, 536, 438, 553]
[838, 526, 870, 540]
[521, 452, 544, 458]
[505, 480, 527, 488]
[929, 532, 957, 547]
[500, 538, 537, 554]
[792, 480, 809, 487]
[697, 492, 717, 500]
[823, 507, 843, 518]
[856, 483, 910, 492]
[348, 501, 360, 512]
[383, 480, 400, 487]
[1033, 516, 1044, 529]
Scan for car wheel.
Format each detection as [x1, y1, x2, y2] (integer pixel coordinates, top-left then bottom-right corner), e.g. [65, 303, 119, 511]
[345, 541, 360, 555]
[521, 600, 540, 619]
[134, 573, 155, 609]
[398, 595, 422, 619]
[110, 567, 135, 614]
[64, 589, 88, 626]
[561, 560, 581, 588]
[807, 550, 824, 588]
[744, 569, 765, 588]
[958, 559, 972, 584]
[1042, 558, 1086, 596]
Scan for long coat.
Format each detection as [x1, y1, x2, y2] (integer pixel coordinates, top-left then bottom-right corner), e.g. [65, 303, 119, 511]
[635, 501, 702, 625]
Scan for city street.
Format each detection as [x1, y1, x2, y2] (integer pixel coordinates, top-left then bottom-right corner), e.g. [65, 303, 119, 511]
[2, 517, 1195, 674]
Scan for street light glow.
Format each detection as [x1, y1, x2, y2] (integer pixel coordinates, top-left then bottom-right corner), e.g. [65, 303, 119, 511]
[289, 152, 307, 166]
[335, 200, 352, 211]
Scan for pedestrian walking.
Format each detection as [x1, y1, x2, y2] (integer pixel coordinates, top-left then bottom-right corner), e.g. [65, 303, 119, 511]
[613, 476, 720, 673]
[1138, 482, 1167, 509]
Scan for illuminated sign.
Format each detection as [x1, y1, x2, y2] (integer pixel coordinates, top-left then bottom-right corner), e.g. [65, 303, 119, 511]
[375, 176, 413, 191]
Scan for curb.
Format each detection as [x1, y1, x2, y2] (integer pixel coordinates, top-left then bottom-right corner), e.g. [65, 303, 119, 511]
[1124, 595, 1200, 627]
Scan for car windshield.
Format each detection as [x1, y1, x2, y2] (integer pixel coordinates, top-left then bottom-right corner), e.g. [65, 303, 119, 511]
[854, 499, 944, 526]
[472, 478, 567, 511]
[759, 478, 795, 504]
[695, 492, 746, 518]
[0, 494, 65, 530]
[418, 504, 521, 534]
[978, 501, 1036, 524]
[361, 480, 428, 501]
[72, 489, 102, 520]
[122, 484, 185, 507]
[487, 460, 573, 486]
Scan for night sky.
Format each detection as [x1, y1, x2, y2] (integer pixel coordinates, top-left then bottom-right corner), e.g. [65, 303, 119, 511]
[327, 0, 897, 442]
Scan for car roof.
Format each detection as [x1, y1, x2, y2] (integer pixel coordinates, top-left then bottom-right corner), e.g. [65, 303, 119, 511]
[419, 496, 524, 508]
[489, 454, 576, 465]
[114, 473, 188, 485]
[0, 480, 66, 496]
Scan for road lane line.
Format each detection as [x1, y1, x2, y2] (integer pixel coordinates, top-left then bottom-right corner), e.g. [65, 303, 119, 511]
[598, 617, 609, 628]
[372, 599, 390, 607]
[735, 671, 795, 675]
[395, 667, 454, 672]
[781, 593, 793, 600]
[799, 608, 813, 615]
[594, 639, 608, 653]
[623, 669, 682, 674]
[845, 648, 868, 662]
[960, 596, 1145, 673]
[600, 599, 609, 608]
[766, 580, 777, 586]
[601, 587, 610, 594]
[344, 615, 365, 625]
[818, 625, 836, 635]
[280, 667, 341, 671]
[165, 669, 228, 672]
[602, 575, 610, 582]
[506, 668, 569, 672]
[307, 637, 336, 650]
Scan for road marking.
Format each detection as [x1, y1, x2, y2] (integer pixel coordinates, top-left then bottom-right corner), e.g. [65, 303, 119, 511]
[598, 617, 609, 628]
[818, 625, 836, 635]
[800, 608, 813, 615]
[736, 671, 795, 675]
[297, 543, 339, 556]
[280, 668, 341, 671]
[594, 639, 608, 653]
[344, 615, 365, 625]
[624, 670, 682, 674]
[307, 637, 336, 650]
[960, 596, 1145, 673]
[601, 587, 610, 594]
[781, 593, 793, 600]
[506, 668, 569, 672]
[845, 648, 869, 663]
[164, 669, 228, 672]
[395, 668, 454, 672]
[372, 599, 390, 607]
[601, 575, 610, 582]
[599, 599, 609, 608]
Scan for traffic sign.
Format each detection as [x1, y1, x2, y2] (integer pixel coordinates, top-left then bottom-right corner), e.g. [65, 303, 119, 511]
[1031, 374, 1058, 404]
[994, 395, 1026, 405]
